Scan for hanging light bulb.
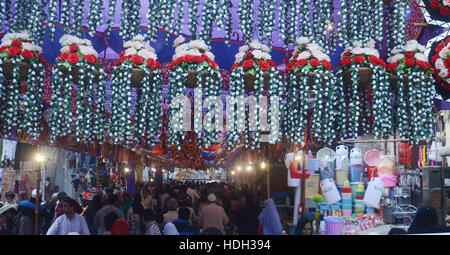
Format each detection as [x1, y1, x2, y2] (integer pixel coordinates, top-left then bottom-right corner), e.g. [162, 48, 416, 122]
[261, 162, 266, 169]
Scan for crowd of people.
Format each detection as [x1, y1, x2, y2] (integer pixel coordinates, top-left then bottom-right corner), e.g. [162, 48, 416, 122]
[0, 180, 284, 235]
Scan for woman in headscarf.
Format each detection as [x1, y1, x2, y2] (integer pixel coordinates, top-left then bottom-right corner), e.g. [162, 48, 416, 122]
[128, 193, 144, 235]
[291, 215, 314, 235]
[83, 194, 103, 234]
[257, 199, 283, 235]
[408, 206, 450, 234]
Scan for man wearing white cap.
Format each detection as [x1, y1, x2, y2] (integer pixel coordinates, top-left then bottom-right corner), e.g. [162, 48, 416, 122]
[198, 193, 229, 234]
[0, 203, 18, 234]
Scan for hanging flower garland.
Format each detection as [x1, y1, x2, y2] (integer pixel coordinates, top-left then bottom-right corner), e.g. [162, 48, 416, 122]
[337, 40, 392, 139]
[168, 36, 223, 149]
[199, 0, 218, 46]
[337, 0, 349, 47]
[48, 35, 106, 144]
[228, 40, 283, 149]
[87, 0, 104, 37]
[106, 0, 117, 36]
[47, 0, 58, 41]
[223, 0, 233, 45]
[188, 0, 201, 40]
[277, 0, 288, 44]
[60, 0, 71, 33]
[110, 35, 162, 148]
[311, 0, 329, 50]
[257, 0, 276, 47]
[0, 32, 45, 140]
[160, 0, 177, 43]
[238, 0, 254, 44]
[147, 0, 161, 42]
[387, 40, 435, 144]
[430, 37, 450, 92]
[120, 0, 141, 41]
[386, 0, 409, 52]
[26, 0, 47, 44]
[71, 0, 85, 38]
[284, 37, 336, 145]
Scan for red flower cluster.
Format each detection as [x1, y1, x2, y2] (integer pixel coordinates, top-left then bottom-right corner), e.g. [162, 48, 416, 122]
[245, 52, 254, 59]
[230, 63, 240, 72]
[70, 45, 79, 53]
[146, 58, 160, 69]
[310, 58, 321, 67]
[21, 49, 34, 59]
[258, 60, 270, 71]
[68, 53, 79, 65]
[387, 50, 432, 71]
[8, 47, 21, 57]
[352, 56, 366, 63]
[429, 0, 450, 16]
[131, 55, 144, 65]
[82, 54, 98, 65]
[242, 60, 254, 70]
[11, 41, 22, 48]
[287, 57, 333, 71]
[339, 57, 351, 66]
[169, 54, 217, 70]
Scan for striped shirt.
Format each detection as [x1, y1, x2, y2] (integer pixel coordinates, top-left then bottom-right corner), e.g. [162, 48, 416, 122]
[145, 222, 161, 235]
[46, 213, 90, 235]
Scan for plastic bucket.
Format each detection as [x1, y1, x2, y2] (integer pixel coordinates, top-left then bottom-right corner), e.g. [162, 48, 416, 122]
[324, 217, 345, 235]
[350, 182, 362, 199]
[379, 174, 398, 188]
[341, 193, 352, 199]
[335, 170, 348, 186]
[367, 165, 378, 180]
[349, 165, 364, 182]
[354, 199, 364, 205]
[330, 202, 341, 210]
[319, 202, 330, 210]
[342, 209, 352, 217]
[306, 158, 321, 171]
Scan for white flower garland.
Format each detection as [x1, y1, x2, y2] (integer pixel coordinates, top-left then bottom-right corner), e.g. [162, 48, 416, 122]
[224, 0, 233, 45]
[0, 32, 44, 140]
[257, 0, 276, 47]
[228, 40, 282, 149]
[110, 36, 162, 147]
[147, 0, 160, 42]
[168, 39, 223, 149]
[188, 0, 200, 40]
[387, 40, 435, 143]
[120, 0, 141, 41]
[238, 0, 254, 43]
[48, 35, 106, 144]
[48, 0, 58, 41]
[337, 0, 349, 47]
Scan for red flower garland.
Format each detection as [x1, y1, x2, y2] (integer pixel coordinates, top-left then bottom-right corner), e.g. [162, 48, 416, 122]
[83, 54, 97, 65]
[192, 55, 204, 64]
[387, 62, 398, 71]
[11, 41, 22, 48]
[339, 57, 351, 66]
[296, 59, 308, 67]
[352, 56, 366, 63]
[310, 58, 321, 67]
[322, 60, 333, 70]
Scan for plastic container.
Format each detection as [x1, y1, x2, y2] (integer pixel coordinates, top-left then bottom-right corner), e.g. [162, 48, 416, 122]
[354, 208, 365, 214]
[366, 207, 375, 214]
[324, 217, 345, 235]
[342, 204, 353, 210]
[349, 165, 364, 182]
[364, 149, 381, 166]
[317, 147, 336, 161]
[354, 199, 364, 206]
[319, 202, 330, 210]
[350, 148, 363, 165]
[363, 177, 384, 208]
[335, 170, 349, 186]
[341, 186, 352, 194]
[336, 185, 343, 195]
[341, 198, 352, 204]
[367, 165, 378, 180]
[335, 145, 349, 170]
[355, 195, 364, 200]
[379, 174, 398, 188]
[330, 202, 341, 210]
[306, 158, 321, 171]
[342, 209, 352, 217]
[341, 193, 352, 199]
[320, 179, 341, 204]
[350, 182, 362, 198]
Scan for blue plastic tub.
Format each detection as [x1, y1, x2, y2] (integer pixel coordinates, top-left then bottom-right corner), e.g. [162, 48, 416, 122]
[349, 164, 364, 182]
[341, 198, 352, 205]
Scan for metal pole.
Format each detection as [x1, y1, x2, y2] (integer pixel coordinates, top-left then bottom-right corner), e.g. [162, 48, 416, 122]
[266, 165, 270, 200]
[301, 156, 306, 218]
[35, 162, 41, 235]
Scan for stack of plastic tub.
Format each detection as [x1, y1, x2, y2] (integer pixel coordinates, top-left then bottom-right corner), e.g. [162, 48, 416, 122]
[341, 186, 352, 217]
[354, 199, 365, 214]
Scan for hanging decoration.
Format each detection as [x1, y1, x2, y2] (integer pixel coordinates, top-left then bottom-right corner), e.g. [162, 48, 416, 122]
[160, 0, 177, 43]
[120, 0, 141, 41]
[223, 0, 233, 45]
[311, 0, 329, 50]
[284, 37, 336, 146]
[188, 0, 201, 40]
[0, 32, 45, 140]
[430, 36, 450, 92]
[48, 35, 106, 144]
[336, 40, 392, 139]
[228, 40, 283, 150]
[257, 0, 276, 48]
[168, 36, 223, 149]
[48, 0, 58, 41]
[26, 0, 47, 44]
[238, 0, 255, 43]
[72, 0, 86, 38]
[387, 40, 435, 144]
[88, 0, 104, 37]
[427, 0, 450, 17]
[386, 0, 409, 53]
[110, 35, 163, 148]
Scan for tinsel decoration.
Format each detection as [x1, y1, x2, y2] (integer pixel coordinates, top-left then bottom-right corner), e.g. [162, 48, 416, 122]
[337, 40, 392, 139]
[0, 32, 45, 140]
[120, 0, 141, 41]
[168, 36, 223, 149]
[387, 40, 435, 143]
[228, 40, 283, 149]
[284, 37, 336, 145]
[238, 0, 255, 44]
[48, 35, 106, 144]
[110, 35, 162, 147]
